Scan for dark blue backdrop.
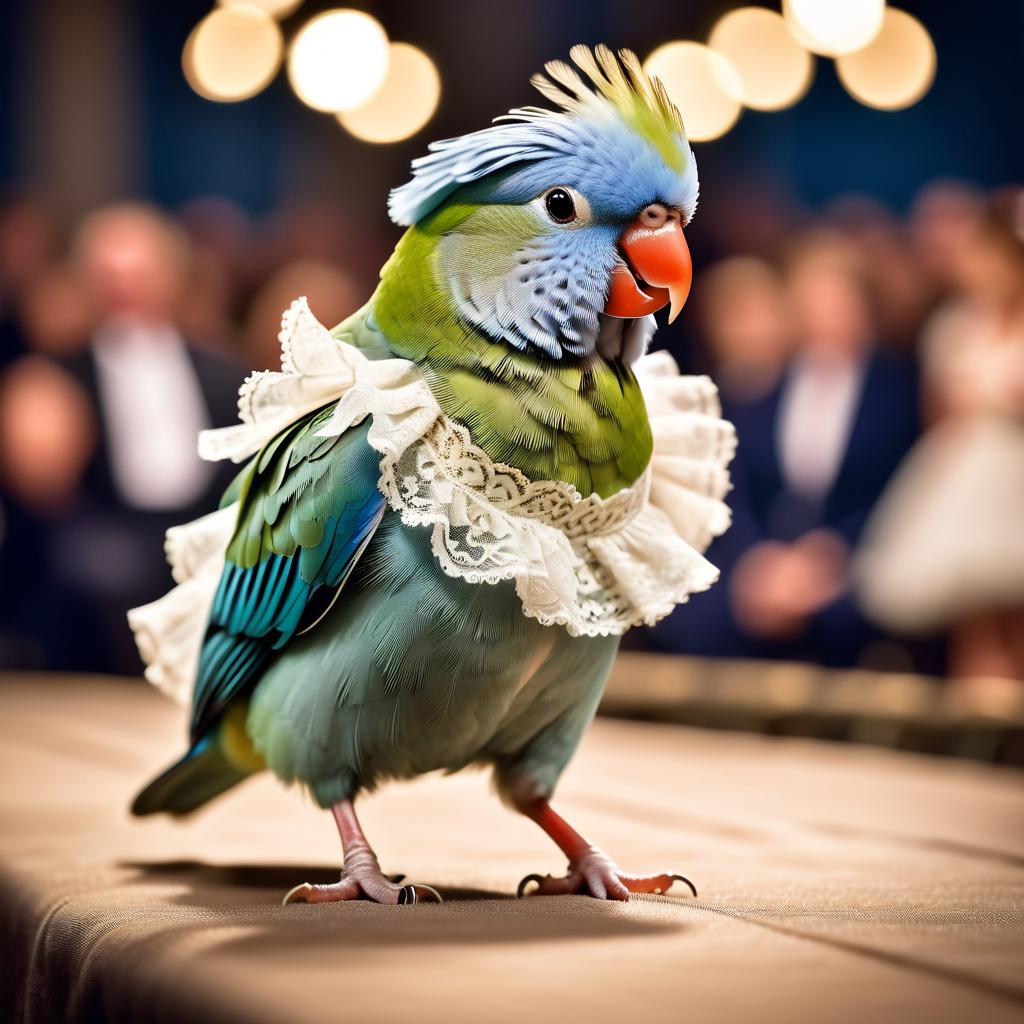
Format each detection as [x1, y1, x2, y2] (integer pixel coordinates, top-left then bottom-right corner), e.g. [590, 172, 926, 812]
[3, 1, 1020, 215]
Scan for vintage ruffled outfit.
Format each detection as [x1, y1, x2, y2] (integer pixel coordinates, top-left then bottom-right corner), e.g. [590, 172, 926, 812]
[131, 298, 735, 703]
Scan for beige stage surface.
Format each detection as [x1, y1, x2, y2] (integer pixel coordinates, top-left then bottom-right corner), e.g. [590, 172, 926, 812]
[1, 672, 1022, 1023]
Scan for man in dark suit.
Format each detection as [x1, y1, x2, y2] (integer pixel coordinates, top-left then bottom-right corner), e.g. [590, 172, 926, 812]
[57, 203, 243, 673]
[649, 233, 920, 668]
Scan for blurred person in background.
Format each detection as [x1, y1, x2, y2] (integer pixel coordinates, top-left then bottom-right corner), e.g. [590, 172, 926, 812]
[0, 195, 58, 367]
[694, 178, 809, 266]
[645, 256, 793, 657]
[0, 355, 97, 668]
[856, 196, 1024, 682]
[829, 195, 933, 354]
[15, 262, 93, 358]
[48, 202, 242, 672]
[696, 257, 793, 404]
[177, 196, 257, 350]
[176, 244, 237, 353]
[242, 258, 361, 371]
[909, 180, 985, 303]
[0, 202, 96, 668]
[722, 231, 920, 668]
[258, 199, 387, 302]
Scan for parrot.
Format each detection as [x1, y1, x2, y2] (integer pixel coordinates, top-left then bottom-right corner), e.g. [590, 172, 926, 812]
[131, 45, 712, 905]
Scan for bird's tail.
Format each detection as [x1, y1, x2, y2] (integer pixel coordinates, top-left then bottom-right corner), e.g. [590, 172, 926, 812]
[131, 704, 264, 817]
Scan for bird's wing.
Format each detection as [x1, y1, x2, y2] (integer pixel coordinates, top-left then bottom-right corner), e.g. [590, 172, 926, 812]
[189, 406, 385, 741]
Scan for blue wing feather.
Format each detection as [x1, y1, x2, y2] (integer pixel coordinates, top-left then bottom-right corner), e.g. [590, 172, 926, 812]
[190, 412, 385, 740]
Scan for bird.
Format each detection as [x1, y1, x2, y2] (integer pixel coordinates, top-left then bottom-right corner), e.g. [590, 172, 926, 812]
[129, 45, 734, 906]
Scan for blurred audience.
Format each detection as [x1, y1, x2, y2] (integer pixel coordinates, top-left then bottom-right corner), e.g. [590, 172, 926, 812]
[650, 228, 921, 670]
[0, 179, 1020, 683]
[856, 194, 1024, 681]
[0, 203, 244, 671]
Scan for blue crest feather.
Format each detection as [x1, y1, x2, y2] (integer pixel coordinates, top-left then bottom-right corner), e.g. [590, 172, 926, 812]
[389, 45, 698, 227]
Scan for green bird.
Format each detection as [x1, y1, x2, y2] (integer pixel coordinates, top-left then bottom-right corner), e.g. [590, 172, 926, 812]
[131, 46, 729, 904]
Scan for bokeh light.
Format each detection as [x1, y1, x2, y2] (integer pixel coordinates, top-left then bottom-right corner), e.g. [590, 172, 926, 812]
[644, 42, 743, 142]
[783, 0, 885, 57]
[709, 7, 814, 111]
[183, 7, 283, 103]
[287, 9, 390, 113]
[337, 43, 441, 144]
[218, 0, 304, 18]
[837, 9, 937, 111]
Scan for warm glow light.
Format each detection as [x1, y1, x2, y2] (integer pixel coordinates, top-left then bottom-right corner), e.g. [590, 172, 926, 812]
[783, 0, 885, 56]
[218, 0, 304, 18]
[837, 8, 936, 111]
[287, 9, 390, 112]
[183, 7, 283, 103]
[337, 43, 441, 143]
[644, 42, 742, 142]
[709, 7, 814, 111]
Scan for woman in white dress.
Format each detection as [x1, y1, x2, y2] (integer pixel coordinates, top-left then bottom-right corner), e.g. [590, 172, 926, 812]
[856, 197, 1024, 681]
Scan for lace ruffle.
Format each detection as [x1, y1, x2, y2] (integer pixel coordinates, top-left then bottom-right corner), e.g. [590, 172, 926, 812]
[127, 506, 236, 702]
[130, 298, 734, 702]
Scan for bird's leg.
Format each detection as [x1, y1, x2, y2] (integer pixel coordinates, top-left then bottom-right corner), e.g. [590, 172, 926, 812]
[515, 799, 697, 902]
[282, 799, 442, 906]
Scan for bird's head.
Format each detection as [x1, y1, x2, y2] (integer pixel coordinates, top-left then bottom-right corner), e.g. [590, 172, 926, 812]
[386, 45, 697, 364]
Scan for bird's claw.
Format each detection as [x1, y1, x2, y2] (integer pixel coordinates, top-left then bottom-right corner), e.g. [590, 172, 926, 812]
[668, 873, 698, 898]
[282, 882, 315, 906]
[397, 883, 444, 905]
[516, 873, 546, 899]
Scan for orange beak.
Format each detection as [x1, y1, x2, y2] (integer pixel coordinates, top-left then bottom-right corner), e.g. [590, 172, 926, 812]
[603, 216, 692, 323]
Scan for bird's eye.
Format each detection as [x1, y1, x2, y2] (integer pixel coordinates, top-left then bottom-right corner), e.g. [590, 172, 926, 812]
[544, 187, 578, 224]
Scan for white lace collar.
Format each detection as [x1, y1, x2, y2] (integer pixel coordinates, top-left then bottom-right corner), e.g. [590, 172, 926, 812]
[130, 298, 735, 703]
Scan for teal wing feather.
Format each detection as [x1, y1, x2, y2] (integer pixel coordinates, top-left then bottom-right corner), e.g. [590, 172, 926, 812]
[190, 408, 385, 741]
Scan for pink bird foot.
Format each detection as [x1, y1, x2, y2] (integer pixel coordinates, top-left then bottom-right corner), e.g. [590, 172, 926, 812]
[282, 800, 442, 906]
[514, 798, 697, 902]
[517, 846, 696, 901]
